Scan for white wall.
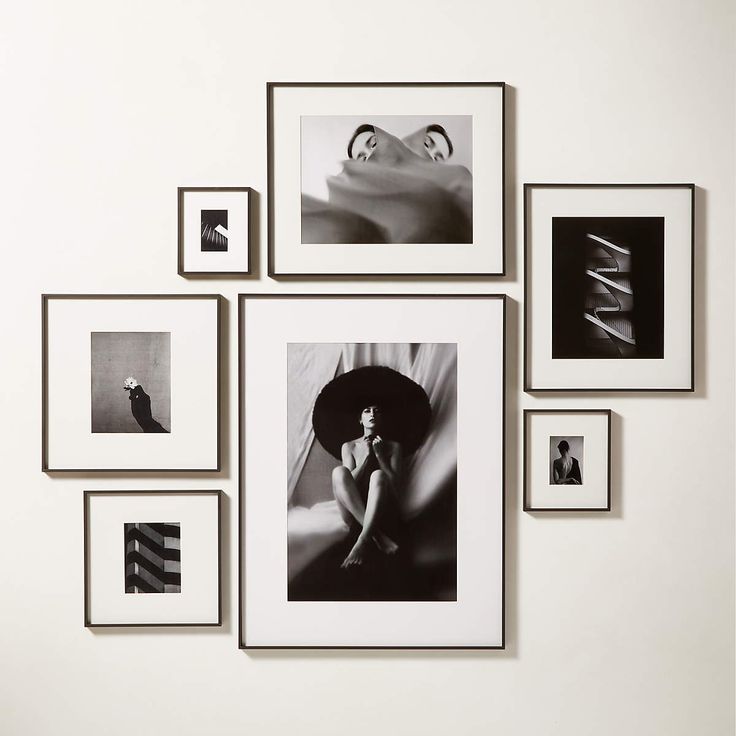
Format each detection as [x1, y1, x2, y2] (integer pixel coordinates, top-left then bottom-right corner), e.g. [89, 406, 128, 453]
[1, 1, 733, 734]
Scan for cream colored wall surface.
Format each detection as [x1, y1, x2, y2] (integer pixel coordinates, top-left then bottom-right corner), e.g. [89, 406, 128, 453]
[1, 1, 734, 734]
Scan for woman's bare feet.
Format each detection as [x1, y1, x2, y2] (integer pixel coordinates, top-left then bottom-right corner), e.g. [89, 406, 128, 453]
[341, 537, 370, 568]
[372, 532, 399, 555]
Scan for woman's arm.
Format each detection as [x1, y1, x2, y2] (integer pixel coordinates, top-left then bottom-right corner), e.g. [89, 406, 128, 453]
[372, 438, 402, 490]
[342, 441, 373, 484]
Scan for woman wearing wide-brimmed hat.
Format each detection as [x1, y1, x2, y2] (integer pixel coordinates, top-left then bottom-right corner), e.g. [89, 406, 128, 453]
[312, 366, 431, 570]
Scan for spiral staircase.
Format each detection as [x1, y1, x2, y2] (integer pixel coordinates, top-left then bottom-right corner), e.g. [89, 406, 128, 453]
[583, 233, 636, 357]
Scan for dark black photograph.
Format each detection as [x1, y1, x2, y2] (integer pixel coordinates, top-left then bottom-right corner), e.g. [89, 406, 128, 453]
[552, 217, 664, 359]
[300, 115, 472, 244]
[124, 522, 181, 594]
[200, 209, 229, 251]
[90, 331, 171, 433]
[549, 436, 584, 485]
[287, 342, 457, 602]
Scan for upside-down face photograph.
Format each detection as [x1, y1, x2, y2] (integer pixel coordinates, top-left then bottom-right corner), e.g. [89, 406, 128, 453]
[301, 115, 472, 244]
[90, 331, 171, 434]
[287, 343, 457, 602]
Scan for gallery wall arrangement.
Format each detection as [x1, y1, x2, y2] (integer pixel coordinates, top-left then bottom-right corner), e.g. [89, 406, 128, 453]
[40, 80, 698, 649]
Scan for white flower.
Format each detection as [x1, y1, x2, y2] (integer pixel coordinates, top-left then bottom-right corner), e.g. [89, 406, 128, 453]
[123, 376, 139, 390]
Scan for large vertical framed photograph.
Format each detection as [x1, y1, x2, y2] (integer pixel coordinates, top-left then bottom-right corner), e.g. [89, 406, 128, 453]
[239, 294, 505, 648]
[178, 187, 253, 276]
[267, 82, 506, 277]
[524, 184, 695, 391]
[42, 294, 221, 471]
[523, 410, 611, 512]
[84, 491, 222, 627]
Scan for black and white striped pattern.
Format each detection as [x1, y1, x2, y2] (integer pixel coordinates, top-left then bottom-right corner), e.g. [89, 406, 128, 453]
[124, 522, 181, 594]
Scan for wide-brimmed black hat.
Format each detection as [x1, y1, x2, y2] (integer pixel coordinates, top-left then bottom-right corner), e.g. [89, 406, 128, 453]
[312, 366, 432, 460]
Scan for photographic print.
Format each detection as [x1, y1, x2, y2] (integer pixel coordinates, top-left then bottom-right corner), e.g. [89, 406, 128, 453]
[552, 217, 664, 359]
[200, 209, 228, 252]
[267, 82, 505, 275]
[43, 295, 221, 471]
[287, 343, 457, 602]
[301, 115, 472, 244]
[524, 410, 611, 512]
[91, 332, 171, 434]
[124, 522, 181, 593]
[84, 491, 221, 627]
[178, 187, 252, 275]
[524, 184, 694, 391]
[240, 295, 505, 648]
[549, 436, 583, 485]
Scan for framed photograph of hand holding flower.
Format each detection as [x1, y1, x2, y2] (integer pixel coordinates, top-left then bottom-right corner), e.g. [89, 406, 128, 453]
[42, 294, 221, 471]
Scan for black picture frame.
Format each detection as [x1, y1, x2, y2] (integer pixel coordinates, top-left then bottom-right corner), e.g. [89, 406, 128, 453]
[238, 293, 507, 649]
[523, 409, 612, 512]
[523, 183, 695, 392]
[83, 490, 223, 627]
[42, 294, 222, 472]
[266, 81, 507, 278]
[177, 187, 254, 277]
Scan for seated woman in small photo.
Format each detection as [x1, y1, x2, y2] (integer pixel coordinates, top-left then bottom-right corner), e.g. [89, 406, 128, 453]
[123, 377, 168, 433]
[552, 440, 582, 485]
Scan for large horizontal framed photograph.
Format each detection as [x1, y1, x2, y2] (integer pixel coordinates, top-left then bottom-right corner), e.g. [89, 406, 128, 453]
[42, 294, 221, 471]
[524, 184, 695, 391]
[239, 294, 505, 648]
[178, 187, 253, 276]
[84, 491, 222, 626]
[523, 410, 611, 512]
[267, 82, 506, 277]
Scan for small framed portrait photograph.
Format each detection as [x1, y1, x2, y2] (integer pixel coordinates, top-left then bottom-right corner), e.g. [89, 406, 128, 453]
[524, 183, 695, 391]
[267, 82, 506, 276]
[523, 409, 612, 512]
[178, 187, 253, 276]
[239, 294, 506, 648]
[84, 491, 222, 627]
[42, 294, 221, 471]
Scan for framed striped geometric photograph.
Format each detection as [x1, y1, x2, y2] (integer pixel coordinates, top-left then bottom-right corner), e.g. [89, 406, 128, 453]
[83, 491, 222, 627]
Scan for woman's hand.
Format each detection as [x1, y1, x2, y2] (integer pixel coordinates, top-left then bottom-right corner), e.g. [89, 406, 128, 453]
[372, 436, 388, 461]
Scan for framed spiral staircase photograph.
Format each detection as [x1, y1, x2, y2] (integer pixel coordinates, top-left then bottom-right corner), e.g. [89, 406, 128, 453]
[524, 183, 695, 391]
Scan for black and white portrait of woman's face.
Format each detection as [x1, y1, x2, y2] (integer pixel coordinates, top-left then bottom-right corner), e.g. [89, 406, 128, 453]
[301, 115, 473, 245]
[360, 405, 382, 432]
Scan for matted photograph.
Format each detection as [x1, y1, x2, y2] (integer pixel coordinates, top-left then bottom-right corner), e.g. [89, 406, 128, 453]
[43, 295, 221, 471]
[240, 294, 505, 649]
[287, 343, 457, 602]
[84, 491, 221, 627]
[178, 187, 252, 275]
[91, 332, 171, 434]
[524, 410, 611, 512]
[268, 82, 505, 276]
[525, 184, 694, 390]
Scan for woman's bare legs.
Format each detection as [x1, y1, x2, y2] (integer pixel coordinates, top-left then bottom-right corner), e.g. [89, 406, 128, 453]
[336, 469, 399, 568]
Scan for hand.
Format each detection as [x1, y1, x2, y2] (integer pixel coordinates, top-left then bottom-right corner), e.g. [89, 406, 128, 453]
[372, 436, 387, 461]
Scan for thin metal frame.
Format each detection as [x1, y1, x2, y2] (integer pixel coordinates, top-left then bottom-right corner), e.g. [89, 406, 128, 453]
[177, 187, 254, 277]
[237, 293, 507, 649]
[523, 409, 612, 512]
[42, 294, 223, 472]
[523, 182, 696, 392]
[266, 81, 507, 278]
[83, 490, 223, 627]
